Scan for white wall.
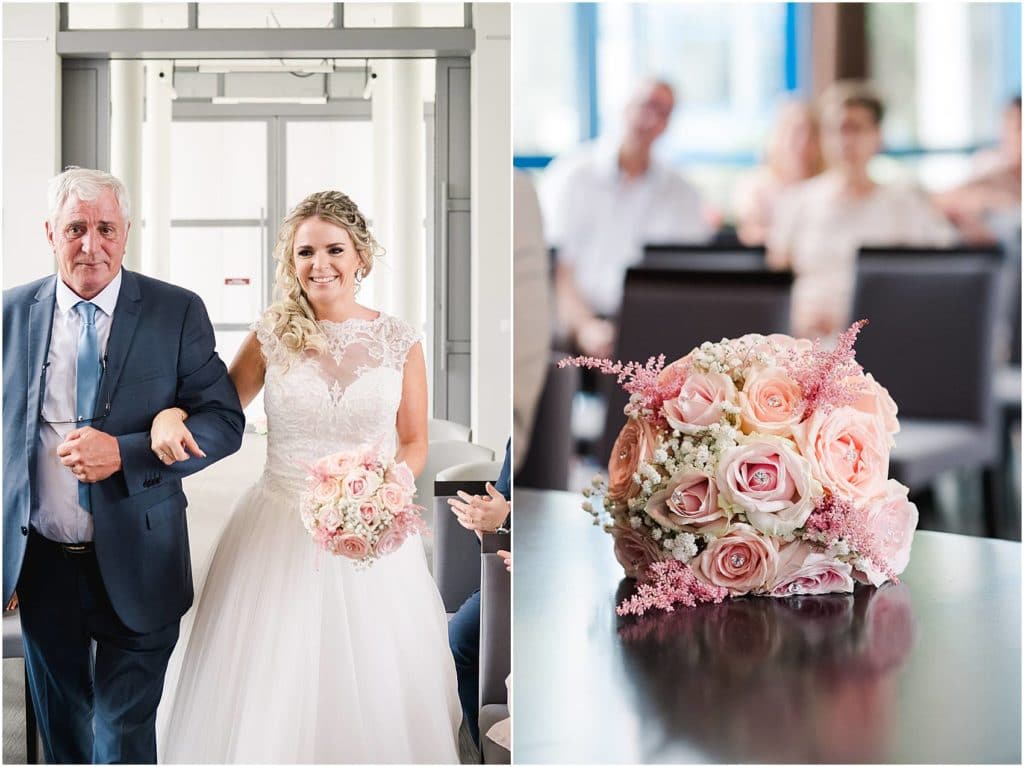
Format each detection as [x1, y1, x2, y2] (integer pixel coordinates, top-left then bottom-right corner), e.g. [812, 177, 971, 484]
[470, 3, 512, 456]
[3, 3, 60, 289]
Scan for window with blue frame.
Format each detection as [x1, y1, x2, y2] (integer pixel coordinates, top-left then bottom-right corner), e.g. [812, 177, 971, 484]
[514, 2, 1020, 211]
[514, 2, 807, 169]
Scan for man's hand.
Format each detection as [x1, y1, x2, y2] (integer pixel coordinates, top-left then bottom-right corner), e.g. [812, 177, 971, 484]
[4, 593, 18, 613]
[447, 482, 510, 534]
[497, 549, 511, 573]
[58, 426, 122, 483]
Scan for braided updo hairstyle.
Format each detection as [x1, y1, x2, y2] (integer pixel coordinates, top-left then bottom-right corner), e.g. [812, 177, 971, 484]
[263, 190, 383, 354]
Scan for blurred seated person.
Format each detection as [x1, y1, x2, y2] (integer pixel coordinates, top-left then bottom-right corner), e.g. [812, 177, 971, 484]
[540, 79, 712, 358]
[733, 100, 824, 246]
[767, 80, 958, 340]
[447, 441, 511, 749]
[933, 95, 1021, 245]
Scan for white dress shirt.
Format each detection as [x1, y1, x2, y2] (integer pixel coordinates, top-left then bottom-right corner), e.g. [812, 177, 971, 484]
[769, 174, 958, 338]
[539, 140, 712, 317]
[34, 269, 122, 542]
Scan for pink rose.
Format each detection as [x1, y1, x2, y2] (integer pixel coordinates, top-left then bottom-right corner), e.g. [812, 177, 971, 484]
[335, 533, 370, 560]
[693, 523, 779, 596]
[769, 541, 854, 597]
[854, 480, 918, 586]
[738, 366, 804, 437]
[792, 407, 892, 502]
[663, 372, 738, 434]
[342, 467, 382, 501]
[607, 417, 660, 503]
[359, 500, 382, 526]
[379, 482, 411, 511]
[612, 523, 665, 579]
[373, 526, 407, 558]
[645, 470, 728, 535]
[763, 333, 813, 355]
[386, 461, 416, 490]
[655, 354, 693, 398]
[393, 510, 428, 537]
[717, 437, 821, 538]
[850, 373, 899, 435]
[739, 333, 813, 362]
[320, 506, 343, 532]
[312, 478, 342, 504]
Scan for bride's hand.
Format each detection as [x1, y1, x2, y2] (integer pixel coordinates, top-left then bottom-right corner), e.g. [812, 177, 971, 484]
[150, 407, 206, 465]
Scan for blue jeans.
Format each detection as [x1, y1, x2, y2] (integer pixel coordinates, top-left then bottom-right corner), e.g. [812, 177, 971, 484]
[448, 589, 481, 745]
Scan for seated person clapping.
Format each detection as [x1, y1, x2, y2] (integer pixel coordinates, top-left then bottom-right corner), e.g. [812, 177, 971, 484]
[446, 441, 511, 748]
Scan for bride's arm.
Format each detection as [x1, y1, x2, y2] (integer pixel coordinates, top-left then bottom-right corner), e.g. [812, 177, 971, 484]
[150, 332, 266, 464]
[228, 331, 267, 410]
[394, 341, 428, 478]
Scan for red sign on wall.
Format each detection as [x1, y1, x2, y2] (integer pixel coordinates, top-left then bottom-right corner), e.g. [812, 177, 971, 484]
[224, 278, 251, 286]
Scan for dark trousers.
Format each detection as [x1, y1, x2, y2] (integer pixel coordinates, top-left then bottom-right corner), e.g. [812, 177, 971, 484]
[17, 531, 179, 764]
[448, 589, 481, 745]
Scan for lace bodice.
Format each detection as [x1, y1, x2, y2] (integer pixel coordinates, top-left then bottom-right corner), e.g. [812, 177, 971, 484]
[253, 313, 420, 488]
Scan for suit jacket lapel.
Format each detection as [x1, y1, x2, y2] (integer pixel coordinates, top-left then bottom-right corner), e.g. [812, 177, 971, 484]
[26, 278, 57, 462]
[98, 270, 142, 413]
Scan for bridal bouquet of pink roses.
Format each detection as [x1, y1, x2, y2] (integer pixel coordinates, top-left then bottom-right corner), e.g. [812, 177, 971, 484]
[299, 447, 428, 568]
[561, 321, 918, 615]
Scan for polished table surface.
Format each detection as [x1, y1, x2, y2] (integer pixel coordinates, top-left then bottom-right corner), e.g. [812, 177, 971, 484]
[513, 489, 1022, 764]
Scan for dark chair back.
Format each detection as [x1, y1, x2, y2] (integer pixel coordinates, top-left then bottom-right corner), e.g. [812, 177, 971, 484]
[853, 247, 1002, 425]
[433, 479, 489, 612]
[643, 243, 767, 272]
[515, 353, 579, 490]
[601, 268, 793, 457]
[479, 534, 511, 709]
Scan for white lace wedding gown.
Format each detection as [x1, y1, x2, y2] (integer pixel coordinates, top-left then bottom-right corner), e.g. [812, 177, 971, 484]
[160, 314, 461, 764]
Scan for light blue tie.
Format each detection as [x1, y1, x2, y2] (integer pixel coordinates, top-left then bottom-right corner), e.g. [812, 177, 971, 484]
[75, 301, 101, 513]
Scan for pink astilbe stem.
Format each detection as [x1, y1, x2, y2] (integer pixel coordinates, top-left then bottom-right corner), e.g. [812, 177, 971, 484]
[616, 560, 728, 616]
[804, 494, 898, 583]
[559, 354, 676, 424]
[784, 320, 869, 418]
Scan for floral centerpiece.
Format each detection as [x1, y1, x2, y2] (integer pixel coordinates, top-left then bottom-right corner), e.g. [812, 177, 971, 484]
[561, 321, 918, 615]
[300, 447, 428, 568]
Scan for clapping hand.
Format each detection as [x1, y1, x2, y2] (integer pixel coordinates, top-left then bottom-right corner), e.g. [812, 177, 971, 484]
[447, 482, 509, 535]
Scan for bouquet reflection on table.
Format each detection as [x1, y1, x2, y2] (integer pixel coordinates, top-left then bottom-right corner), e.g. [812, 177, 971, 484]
[616, 582, 915, 763]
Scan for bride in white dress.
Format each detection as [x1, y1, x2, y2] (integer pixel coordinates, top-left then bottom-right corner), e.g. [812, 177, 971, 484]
[150, 191, 461, 763]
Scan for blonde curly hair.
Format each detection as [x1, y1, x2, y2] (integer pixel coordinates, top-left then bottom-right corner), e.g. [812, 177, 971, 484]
[263, 190, 383, 354]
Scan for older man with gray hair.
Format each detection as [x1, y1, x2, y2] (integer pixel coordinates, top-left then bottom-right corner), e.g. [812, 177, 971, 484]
[3, 167, 244, 763]
[540, 78, 712, 358]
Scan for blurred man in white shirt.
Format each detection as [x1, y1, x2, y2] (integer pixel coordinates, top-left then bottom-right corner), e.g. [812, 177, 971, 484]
[540, 79, 711, 358]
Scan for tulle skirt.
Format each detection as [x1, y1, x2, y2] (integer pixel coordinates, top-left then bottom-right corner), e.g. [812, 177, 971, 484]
[159, 473, 462, 763]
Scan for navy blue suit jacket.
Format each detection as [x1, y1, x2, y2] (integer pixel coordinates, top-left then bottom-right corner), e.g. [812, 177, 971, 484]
[3, 271, 244, 633]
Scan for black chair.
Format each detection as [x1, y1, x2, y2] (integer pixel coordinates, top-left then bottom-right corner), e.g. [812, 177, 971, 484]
[478, 535, 511, 764]
[852, 247, 1003, 535]
[515, 353, 579, 490]
[601, 268, 793, 458]
[433, 478, 491, 613]
[643, 243, 767, 272]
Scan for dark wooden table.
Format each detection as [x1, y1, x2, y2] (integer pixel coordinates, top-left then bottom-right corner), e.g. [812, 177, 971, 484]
[514, 489, 1021, 764]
